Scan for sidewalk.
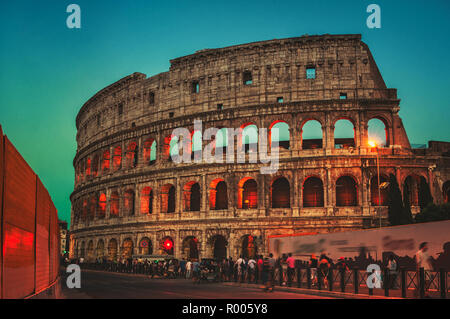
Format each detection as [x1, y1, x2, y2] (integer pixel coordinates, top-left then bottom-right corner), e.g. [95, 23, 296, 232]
[222, 282, 402, 299]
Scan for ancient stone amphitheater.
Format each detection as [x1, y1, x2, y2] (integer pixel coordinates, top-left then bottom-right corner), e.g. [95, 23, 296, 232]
[70, 34, 450, 262]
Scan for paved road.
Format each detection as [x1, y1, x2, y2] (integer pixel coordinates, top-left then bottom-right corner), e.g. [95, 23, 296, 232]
[61, 270, 334, 299]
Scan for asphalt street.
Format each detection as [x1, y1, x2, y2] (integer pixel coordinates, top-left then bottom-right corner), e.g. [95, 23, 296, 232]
[61, 270, 334, 299]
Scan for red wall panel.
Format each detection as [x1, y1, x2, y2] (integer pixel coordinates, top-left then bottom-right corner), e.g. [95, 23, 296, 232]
[35, 178, 50, 292]
[0, 128, 4, 299]
[2, 138, 36, 298]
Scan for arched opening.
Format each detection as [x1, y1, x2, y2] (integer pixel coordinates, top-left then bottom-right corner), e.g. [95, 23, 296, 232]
[108, 239, 118, 261]
[123, 189, 135, 216]
[303, 177, 324, 207]
[85, 158, 91, 177]
[271, 177, 290, 208]
[92, 155, 99, 177]
[165, 135, 180, 162]
[143, 139, 157, 165]
[238, 178, 258, 209]
[121, 238, 134, 259]
[403, 175, 420, 206]
[269, 121, 290, 150]
[240, 123, 258, 153]
[182, 236, 199, 260]
[370, 175, 389, 206]
[80, 241, 85, 258]
[102, 150, 110, 172]
[113, 146, 122, 170]
[301, 120, 323, 149]
[215, 128, 228, 156]
[96, 240, 104, 259]
[443, 181, 450, 203]
[161, 236, 174, 255]
[184, 182, 201, 211]
[243, 70, 253, 85]
[190, 130, 202, 161]
[87, 240, 94, 261]
[139, 237, 153, 255]
[241, 235, 257, 259]
[89, 195, 96, 220]
[140, 187, 153, 214]
[82, 199, 88, 221]
[161, 184, 176, 213]
[110, 191, 119, 218]
[98, 193, 106, 219]
[334, 119, 355, 148]
[210, 179, 228, 210]
[368, 118, 388, 147]
[126, 142, 138, 168]
[212, 235, 228, 261]
[336, 176, 358, 206]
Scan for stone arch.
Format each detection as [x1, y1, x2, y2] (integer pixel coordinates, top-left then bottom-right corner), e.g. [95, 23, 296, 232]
[161, 184, 176, 213]
[88, 194, 96, 220]
[240, 235, 258, 259]
[370, 174, 389, 206]
[110, 191, 120, 218]
[303, 176, 324, 207]
[143, 138, 157, 165]
[121, 238, 134, 259]
[183, 181, 201, 211]
[443, 181, 450, 203]
[113, 145, 122, 170]
[138, 237, 153, 255]
[301, 119, 323, 149]
[80, 241, 86, 258]
[269, 120, 290, 150]
[101, 149, 110, 172]
[182, 236, 199, 260]
[140, 186, 153, 214]
[98, 192, 106, 218]
[210, 235, 228, 261]
[160, 236, 174, 255]
[108, 238, 118, 261]
[271, 176, 290, 208]
[334, 118, 356, 148]
[368, 117, 389, 147]
[209, 178, 228, 210]
[96, 239, 105, 259]
[123, 189, 135, 216]
[92, 154, 99, 177]
[238, 177, 258, 209]
[126, 141, 139, 168]
[336, 175, 358, 206]
[239, 123, 258, 153]
[87, 240, 94, 261]
[403, 174, 423, 207]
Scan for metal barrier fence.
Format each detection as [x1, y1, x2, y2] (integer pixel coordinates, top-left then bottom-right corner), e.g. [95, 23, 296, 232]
[76, 261, 448, 299]
[0, 126, 60, 299]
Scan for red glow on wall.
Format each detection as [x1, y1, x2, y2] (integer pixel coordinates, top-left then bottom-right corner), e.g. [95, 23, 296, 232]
[163, 239, 173, 250]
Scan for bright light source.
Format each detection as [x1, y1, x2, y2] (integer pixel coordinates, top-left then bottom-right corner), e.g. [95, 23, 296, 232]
[368, 141, 377, 148]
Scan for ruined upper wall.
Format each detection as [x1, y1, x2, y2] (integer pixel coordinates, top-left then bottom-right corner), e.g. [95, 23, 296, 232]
[76, 34, 397, 148]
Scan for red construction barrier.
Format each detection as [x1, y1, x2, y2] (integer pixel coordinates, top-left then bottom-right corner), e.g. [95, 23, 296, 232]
[0, 126, 60, 299]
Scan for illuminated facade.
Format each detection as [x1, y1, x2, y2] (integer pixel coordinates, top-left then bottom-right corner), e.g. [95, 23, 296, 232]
[70, 34, 450, 261]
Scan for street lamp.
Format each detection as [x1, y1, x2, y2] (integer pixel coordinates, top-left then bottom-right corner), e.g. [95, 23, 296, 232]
[369, 141, 382, 228]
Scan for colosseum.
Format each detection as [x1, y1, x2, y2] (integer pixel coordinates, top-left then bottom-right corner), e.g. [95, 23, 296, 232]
[69, 34, 450, 262]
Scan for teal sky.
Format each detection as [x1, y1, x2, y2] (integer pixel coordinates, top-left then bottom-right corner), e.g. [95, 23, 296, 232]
[1, 0, 449, 226]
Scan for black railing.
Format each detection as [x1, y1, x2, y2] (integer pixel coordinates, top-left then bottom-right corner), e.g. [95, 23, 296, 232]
[72, 261, 448, 299]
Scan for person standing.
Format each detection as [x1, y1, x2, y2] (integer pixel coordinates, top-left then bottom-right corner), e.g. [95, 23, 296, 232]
[386, 255, 398, 289]
[309, 254, 318, 287]
[415, 242, 433, 298]
[248, 257, 256, 283]
[268, 253, 276, 291]
[186, 259, 192, 279]
[286, 253, 295, 287]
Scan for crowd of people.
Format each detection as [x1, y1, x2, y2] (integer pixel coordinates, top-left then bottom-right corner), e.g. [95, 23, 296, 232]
[66, 242, 439, 294]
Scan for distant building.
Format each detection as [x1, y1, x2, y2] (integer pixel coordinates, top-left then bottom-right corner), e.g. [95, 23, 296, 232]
[59, 220, 69, 256]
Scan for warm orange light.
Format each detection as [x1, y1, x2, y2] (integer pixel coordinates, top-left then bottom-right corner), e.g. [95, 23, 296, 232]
[368, 141, 377, 148]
